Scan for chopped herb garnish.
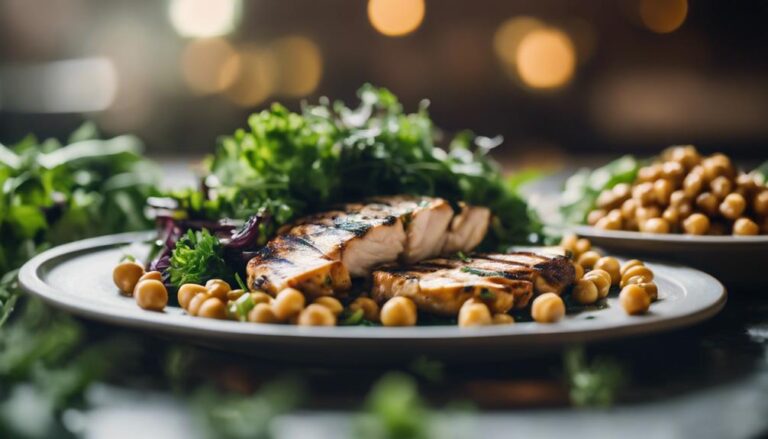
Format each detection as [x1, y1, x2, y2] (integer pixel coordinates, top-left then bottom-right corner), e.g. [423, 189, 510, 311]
[479, 289, 496, 300]
[456, 251, 471, 262]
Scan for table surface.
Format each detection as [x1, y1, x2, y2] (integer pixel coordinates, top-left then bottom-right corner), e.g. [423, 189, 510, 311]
[10, 158, 768, 439]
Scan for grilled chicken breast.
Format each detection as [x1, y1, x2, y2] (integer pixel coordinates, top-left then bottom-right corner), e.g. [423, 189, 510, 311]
[247, 235, 352, 297]
[442, 204, 491, 254]
[371, 252, 575, 315]
[247, 196, 492, 298]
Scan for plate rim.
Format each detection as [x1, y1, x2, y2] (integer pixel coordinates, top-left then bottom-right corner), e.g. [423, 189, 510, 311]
[571, 225, 768, 245]
[18, 231, 728, 345]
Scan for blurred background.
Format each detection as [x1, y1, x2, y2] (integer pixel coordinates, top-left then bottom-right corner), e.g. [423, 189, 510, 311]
[1, 0, 767, 159]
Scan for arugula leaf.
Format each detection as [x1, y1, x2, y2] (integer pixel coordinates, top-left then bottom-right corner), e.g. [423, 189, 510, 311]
[168, 229, 233, 287]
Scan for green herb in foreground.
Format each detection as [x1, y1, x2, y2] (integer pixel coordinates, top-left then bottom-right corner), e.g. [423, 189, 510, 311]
[564, 347, 625, 408]
[168, 229, 233, 287]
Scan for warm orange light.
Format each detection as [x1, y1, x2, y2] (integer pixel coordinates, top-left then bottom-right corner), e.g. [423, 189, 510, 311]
[493, 16, 544, 67]
[181, 38, 238, 94]
[367, 0, 425, 37]
[515, 28, 576, 90]
[271, 36, 323, 97]
[639, 0, 688, 34]
[224, 46, 276, 107]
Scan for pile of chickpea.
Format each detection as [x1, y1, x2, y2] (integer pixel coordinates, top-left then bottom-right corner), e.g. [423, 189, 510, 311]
[588, 146, 768, 235]
[560, 235, 657, 315]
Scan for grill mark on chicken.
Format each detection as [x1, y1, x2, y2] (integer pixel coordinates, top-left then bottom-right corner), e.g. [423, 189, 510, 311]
[371, 252, 576, 315]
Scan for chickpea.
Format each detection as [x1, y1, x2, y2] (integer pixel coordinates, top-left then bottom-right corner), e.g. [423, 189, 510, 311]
[572, 262, 584, 281]
[380, 297, 417, 326]
[624, 218, 640, 231]
[621, 198, 639, 220]
[574, 238, 591, 258]
[640, 217, 670, 234]
[669, 190, 687, 207]
[612, 183, 632, 200]
[349, 297, 380, 321]
[653, 179, 673, 206]
[621, 265, 654, 287]
[635, 206, 661, 223]
[297, 304, 337, 326]
[620, 259, 644, 276]
[560, 234, 579, 253]
[313, 296, 344, 317]
[187, 292, 209, 316]
[251, 291, 273, 305]
[702, 156, 732, 181]
[531, 293, 565, 324]
[577, 250, 601, 269]
[662, 161, 685, 183]
[606, 209, 623, 222]
[134, 279, 168, 311]
[139, 271, 162, 282]
[640, 282, 659, 302]
[683, 172, 704, 198]
[272, 288, 306, 321]
[205, 279, 231, 300]
[733, 217, 759, 236]
[632, 182, 656, 206]
[595, 215, 622, 230]
[682, 213, 710, 235]
[695, 192, 719, 216]
[596, 191, 619, 210]
[719, 193, 746, 220]
[637, 164, 662, 182]
[754, 191, 768, 217]
[668, 145, 700, 170]
[710, 176, 733, 199]
[248, 303, 278, 323]
[594, 257, 621, 285]
[458, 301, 492, 327]
[571, 279, 598, 304]
[619, 284, 651, 315]
[736, 173, 759, 192]
[227, 289, 246, 301]
[178, 283, 207, 309]
[662, 206, 680, 228]
[584, 269, 611, 298]
[112, 261, 145, 295]
[677, 201, 693, 219]
[198, 297, 227, 319]
[492, 314, 515, 325]
[587, 209, 607, 226]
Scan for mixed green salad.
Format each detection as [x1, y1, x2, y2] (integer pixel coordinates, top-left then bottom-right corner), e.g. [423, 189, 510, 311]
[151, 84, 542, 289]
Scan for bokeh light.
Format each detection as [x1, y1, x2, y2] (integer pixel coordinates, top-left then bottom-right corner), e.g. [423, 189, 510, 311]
[515, 28, 576, 89]
[493, 16, 544, 67]
[639, 0, 688, 34]
[181, 38, 238, 94]
[270, 36, 323, 97]
[367, 0, 425, 37]
[169, 0, 241, 38]
[223, 45, 277, 107]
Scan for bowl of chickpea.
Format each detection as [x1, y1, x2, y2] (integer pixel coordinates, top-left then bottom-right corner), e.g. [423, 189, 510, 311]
[18, 232, 726, 362]
[571, 146, 768, 288]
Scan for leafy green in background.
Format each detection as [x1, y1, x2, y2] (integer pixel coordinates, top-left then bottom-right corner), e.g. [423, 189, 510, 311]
[0, 123, 159, 324]
[559, 155, 640, 225]
[206, 84, 541, 248]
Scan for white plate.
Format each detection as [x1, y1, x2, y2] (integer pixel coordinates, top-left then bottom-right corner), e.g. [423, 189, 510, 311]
[19, 232, 727, 363]
[572, 225, 768, 288]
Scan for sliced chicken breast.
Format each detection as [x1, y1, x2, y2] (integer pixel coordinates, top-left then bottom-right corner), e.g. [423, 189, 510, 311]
[367, 196, 454, 264]
[371, 252, 576, 315]
[442, 204, 491, 254]
[286, 210, 406, 277]
[247, 235, 352, 297]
